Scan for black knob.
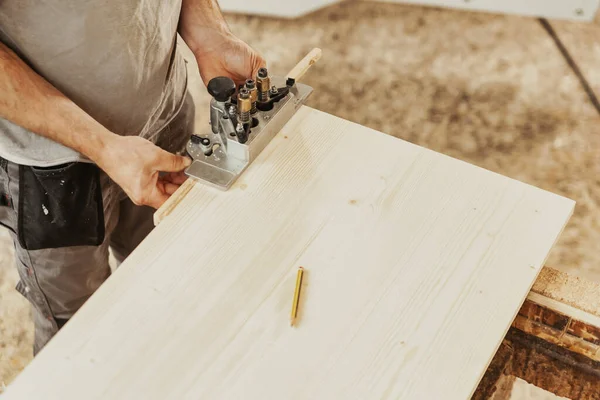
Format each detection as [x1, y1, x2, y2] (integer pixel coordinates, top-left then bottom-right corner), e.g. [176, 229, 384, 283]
[258, 68, 268, 78]
[207, 76, 236, 102]
[190, 135, 210, 146]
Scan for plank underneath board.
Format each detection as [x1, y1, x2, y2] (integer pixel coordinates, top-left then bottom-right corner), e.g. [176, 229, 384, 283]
[3, 107, 574, 399]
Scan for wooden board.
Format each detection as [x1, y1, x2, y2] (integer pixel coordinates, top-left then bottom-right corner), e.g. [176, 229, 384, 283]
[218, 0, 599, 21]
[3, 107, 574, 399]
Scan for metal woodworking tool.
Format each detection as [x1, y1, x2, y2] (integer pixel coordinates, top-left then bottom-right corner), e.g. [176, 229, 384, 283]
[185, 48, 322, 189]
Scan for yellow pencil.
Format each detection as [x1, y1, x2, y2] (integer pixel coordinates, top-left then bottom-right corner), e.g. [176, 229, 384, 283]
[290, 267, 304, 326]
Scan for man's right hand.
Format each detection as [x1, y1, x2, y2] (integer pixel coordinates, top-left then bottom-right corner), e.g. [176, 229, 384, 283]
[95, 135, 191, 209]
[0, 41, 191, 209]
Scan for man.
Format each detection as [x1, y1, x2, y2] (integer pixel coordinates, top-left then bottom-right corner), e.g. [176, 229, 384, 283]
[0, 1, 265, 354]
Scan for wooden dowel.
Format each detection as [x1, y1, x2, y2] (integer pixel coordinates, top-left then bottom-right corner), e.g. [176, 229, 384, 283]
[287, 48, 322, 82]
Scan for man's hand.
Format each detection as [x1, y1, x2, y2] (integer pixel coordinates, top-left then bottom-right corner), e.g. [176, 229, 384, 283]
[95, 136, 191, 209]
[0, 41, 188, 210]
[179, 0, 266, 86]
[195, 31, 265, 87]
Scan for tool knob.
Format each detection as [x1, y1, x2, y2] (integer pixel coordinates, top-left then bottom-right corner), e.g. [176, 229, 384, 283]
[190, 134, 210, 146]
[190, 134, 202, 144]
[207, 76, 236, 102]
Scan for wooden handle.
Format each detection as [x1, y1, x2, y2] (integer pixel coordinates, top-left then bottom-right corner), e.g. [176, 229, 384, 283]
[287, 48, 322, 82]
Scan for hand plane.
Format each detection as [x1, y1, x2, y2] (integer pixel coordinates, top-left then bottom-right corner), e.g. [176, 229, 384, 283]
[185, 48, 322, 190]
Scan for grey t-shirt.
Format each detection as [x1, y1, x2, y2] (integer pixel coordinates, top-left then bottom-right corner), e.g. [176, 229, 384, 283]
[0, 1, 188, 167]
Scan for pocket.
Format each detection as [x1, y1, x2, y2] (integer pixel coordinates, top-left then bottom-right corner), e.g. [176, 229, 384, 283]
[18, 162, 105, 250]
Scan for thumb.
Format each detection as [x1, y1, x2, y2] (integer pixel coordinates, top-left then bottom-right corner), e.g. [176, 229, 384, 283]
[154, 150, 192, 172]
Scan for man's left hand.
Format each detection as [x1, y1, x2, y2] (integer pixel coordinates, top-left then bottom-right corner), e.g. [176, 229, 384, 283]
[192, 30, 266, 87]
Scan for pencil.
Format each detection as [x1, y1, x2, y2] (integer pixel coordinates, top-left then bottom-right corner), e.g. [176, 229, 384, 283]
[290, 267, 304, 326]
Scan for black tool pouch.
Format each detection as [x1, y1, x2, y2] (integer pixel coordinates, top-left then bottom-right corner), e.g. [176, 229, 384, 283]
[18, 162, 105, 250]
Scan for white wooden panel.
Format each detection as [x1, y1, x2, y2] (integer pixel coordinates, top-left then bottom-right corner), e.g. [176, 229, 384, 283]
[3, 107, 573, 399]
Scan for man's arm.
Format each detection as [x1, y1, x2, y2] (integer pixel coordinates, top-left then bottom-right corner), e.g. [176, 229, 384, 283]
[179, 0, 229, 48]
[179, 0, 266, 86]
[0, 41, 190, 208]
[0, 41, 112, 162]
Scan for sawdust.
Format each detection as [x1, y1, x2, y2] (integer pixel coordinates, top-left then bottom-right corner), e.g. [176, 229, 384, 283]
[532, 268, 600, 317]
[1, 0, 600, 389]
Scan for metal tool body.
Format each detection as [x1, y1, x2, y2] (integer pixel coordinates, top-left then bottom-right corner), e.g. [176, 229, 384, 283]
[185, 72, 314, 190]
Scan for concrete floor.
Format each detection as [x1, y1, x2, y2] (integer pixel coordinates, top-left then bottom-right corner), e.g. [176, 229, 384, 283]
[1, 1, 600, 394]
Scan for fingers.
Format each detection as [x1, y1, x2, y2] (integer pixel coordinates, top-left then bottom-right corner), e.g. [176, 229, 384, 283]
[138, 180, 183, 209]
[144, 181, 177, 209]
[197, 40, 267, 88]
[146, 191, 170, 210]
[163, 182, 181, 196]
[164, 171, 188, 185]
[235, 55, 266, 88]
[130, 159, 189, 209]
[146, 174, 187, 209]
[129, 181, 169, 209]
[144, 149, 190, 208]
[154, 149, 192, 173]
[158, 173, 186, 194]
[103, 136, 190, 209]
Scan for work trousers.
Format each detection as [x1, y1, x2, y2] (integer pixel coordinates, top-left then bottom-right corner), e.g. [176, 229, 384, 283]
[0, 92, 194, 354]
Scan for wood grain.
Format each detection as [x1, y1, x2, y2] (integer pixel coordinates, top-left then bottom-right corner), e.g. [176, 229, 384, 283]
[3, 107, 574, 399]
